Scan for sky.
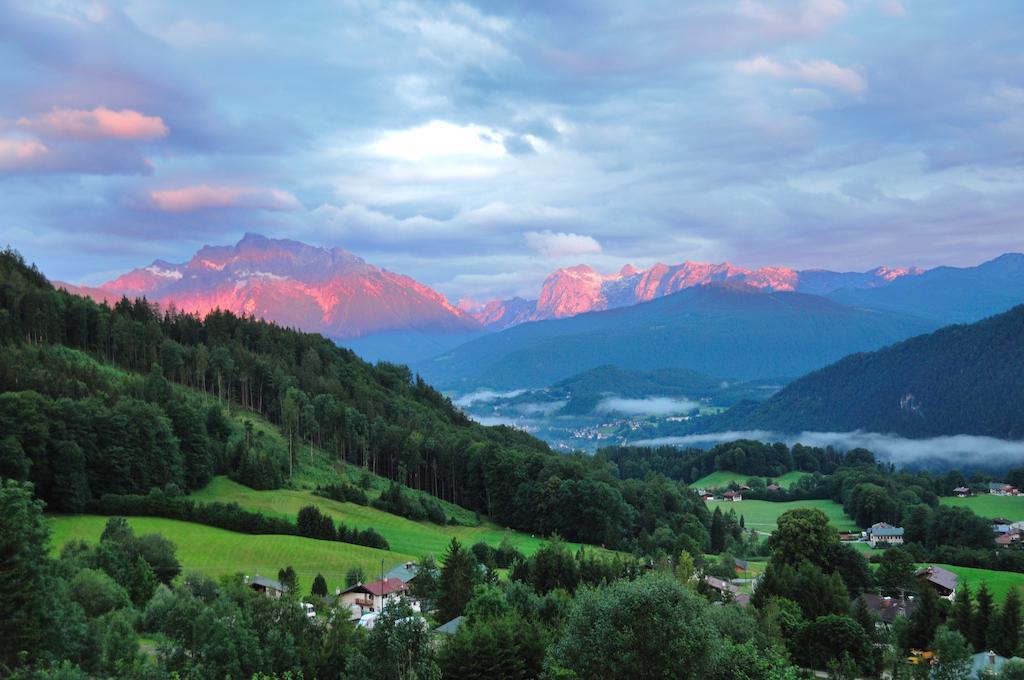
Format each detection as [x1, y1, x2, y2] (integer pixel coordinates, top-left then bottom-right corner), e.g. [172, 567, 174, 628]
[2, 0, 1023, 302]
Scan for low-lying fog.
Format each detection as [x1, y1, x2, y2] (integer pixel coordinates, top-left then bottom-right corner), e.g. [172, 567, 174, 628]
[631, 431, 1024, 470]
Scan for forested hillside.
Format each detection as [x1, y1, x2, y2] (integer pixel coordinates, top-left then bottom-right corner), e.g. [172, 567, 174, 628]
[0, 249, 707, 552]
[697, 305, 1024, 438]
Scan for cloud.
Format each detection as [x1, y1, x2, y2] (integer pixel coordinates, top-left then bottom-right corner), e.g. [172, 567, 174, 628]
[876, 0, 907, 18]
[148, 185, 301, 213]
[596, 397, 701, 417]
[737, 56, 867, 94]
[20, 106, 169, 140]
[524, 230, 602, 258]
[0, 135, 48, 170]
[366, 120, 507, 162]
[630, 430, 1024, 471]
[453, 388, 527, 407]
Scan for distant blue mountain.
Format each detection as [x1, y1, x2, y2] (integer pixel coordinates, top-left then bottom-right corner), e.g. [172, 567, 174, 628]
[417, 283, 939, 390]
[828, 253, 1024, 324]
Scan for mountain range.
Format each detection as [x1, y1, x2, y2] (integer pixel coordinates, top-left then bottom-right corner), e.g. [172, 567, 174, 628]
[695, 304, 1024, 439]
[461, 260, 924, 330]
[416, 283, 940, 390]
[56, 233, 481, 343]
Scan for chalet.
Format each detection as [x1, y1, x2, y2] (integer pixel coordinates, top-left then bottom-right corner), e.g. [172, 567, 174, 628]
[247, 574, 287, 599]
[838, 531, 862, 542]
[866, 522, 904, 547]
[915, 565, 958, 600]
[738, 484, 752, 492]
[993, 524, 1012, 536]
[990, 483, 1019, 496]
[704, 575, 739, 597]
[339, 577, 419, 617]
[953, 486, 971, 497]
[722, 490, 743, 502]
[862, 594, 916, 629]
[766, 483, 781, 492]
[700, 493, 716, 502]
[733, 558, 749, 575]
[996, 531, 1021, 548]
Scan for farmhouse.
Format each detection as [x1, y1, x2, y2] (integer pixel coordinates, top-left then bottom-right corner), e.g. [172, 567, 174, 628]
[953, 486, 971, 497]
[723, 490, 743, 502]
[733, 558, 749, 575]
[862, 594, 916, 629]
[247, 574, 287, 599]
[339, 577, 419, 618]
[704, 575, 739, 597]
[766, 483, 781, 492]
[990, 482, 1019, 496]
[866, 522, 904, 547]
[996, 531, 1021, 548]
[915, 565, 958, 600]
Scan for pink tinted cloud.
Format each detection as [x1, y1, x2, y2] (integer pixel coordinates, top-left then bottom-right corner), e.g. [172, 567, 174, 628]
[20, 106, 168, 140]
[0, 136, 49, 170]
[149, 185, 301, 212]
[737, 56, 867, 95]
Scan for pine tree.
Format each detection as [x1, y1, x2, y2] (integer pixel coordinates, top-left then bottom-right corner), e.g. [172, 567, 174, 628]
[852, 595, 879, 642]
[439, 538, 479, 623]
[974, 583, 994, 652]
[710, 507, 726, 553]
[312, 573, 328, 598]
[908, 586, 941, 650]
[952, 580, 973, 644]
[994, 587, 1022, 656]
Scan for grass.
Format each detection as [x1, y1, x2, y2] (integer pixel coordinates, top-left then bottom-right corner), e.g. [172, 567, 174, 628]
[706, 498, 858, 532]
[189, 476, 580, 559]
[940, 495, 1024, 522]
[692, 470, 809, 491]
[929, 563, 1024, 603]
[49, 515, 409, 590]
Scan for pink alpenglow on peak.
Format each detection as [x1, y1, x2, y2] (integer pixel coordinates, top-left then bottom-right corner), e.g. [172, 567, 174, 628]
[469, 259, 924, 330]
[58, 234, 479, 340]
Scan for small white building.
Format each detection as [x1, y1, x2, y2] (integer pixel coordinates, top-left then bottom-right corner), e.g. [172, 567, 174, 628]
[867, 522, 904, 547]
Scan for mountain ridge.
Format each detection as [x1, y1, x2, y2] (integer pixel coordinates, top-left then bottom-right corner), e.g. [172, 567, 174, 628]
[54, 233, 480, 341]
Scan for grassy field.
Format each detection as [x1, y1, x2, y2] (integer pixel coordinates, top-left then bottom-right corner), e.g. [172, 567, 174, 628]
[930, 563, 1024, 603]
[693, 470, 809, 491]
[188, 476, 580, 559]
[49, 515, 409, 590]
[707, 498, 858, 532]
[940, 495, 1024, 522]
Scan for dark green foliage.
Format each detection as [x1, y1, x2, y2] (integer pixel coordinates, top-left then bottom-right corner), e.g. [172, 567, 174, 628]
[311, 574, 328, 598]
[908, 585, 943, 650]
[990, 586, 1022, 657]
[439, 538, 479, 623]
[704, 303, 1024, 438]
[371, 481, 448, 524]
[277, 566, 298, 592]
[545, 572, 718, 679]
[973, 583, 994, 652]
[313, 481, 369, 505]
[796, 615, 873, 673]
[877, 547, 918, 596]
[438, 611, 548, 680]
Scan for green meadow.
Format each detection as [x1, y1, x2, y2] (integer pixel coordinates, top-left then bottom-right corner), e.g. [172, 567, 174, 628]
[931, 563, 1024, 603]
[707, 498, 858, 533]
[49, 515, 408, 590]
[940, 494, 1024, 522]
[189, 476, 579, 558]
[692, 470, 809, 491]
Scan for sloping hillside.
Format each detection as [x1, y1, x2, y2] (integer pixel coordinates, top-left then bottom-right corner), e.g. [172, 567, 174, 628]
[419, 283, 939, 389]
[700, 305, 1024, 438]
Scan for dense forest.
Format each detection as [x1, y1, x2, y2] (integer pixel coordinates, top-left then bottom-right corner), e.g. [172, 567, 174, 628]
[691, 304, 1024, 438]
[0, 249, 707, 552]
